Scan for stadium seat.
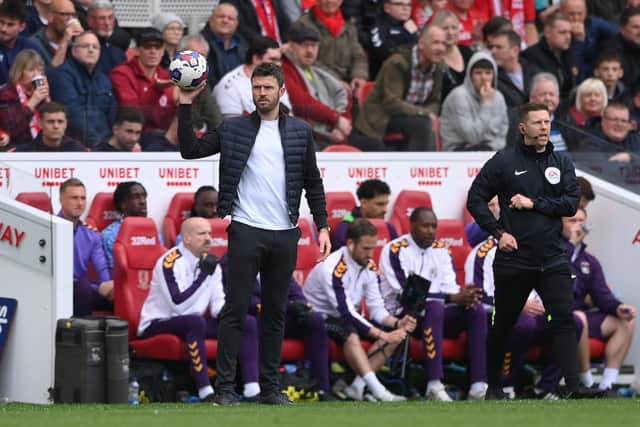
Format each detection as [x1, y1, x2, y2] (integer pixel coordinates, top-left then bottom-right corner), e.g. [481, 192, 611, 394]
[207, 218, 230, 258]
[370, 218, 392, 265]
[294, 218, 320, 285]
[325, 191, 357, 233]
[322, 144, 362, 152]
[436, 219, 472, 285]
[85, 192, 117, 231]
[432, 116, 443, 151]
[15, 191, 52, 213]
[390, 190, 433, 235]
[410, 332, 467, 362]
[112, 217, 218, 360]
[162, 192, 194, 248]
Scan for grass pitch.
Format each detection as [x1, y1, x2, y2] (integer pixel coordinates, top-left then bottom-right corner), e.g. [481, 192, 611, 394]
[2, 399, 640, 427]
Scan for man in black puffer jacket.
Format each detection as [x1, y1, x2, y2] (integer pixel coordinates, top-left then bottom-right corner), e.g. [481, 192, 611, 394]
[177, 62, 330, 406]
[467, 102, 601, 399]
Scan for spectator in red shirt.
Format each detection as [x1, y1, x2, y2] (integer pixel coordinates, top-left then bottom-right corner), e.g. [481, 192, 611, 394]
[110, 28, 177, 132]
[447, 0, 490, 46]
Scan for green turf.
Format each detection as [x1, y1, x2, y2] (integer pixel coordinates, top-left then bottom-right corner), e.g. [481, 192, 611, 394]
[2, 400, 640, 427]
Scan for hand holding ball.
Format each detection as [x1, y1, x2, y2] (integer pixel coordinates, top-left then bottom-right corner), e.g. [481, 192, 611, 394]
[169, 51, 208, 90]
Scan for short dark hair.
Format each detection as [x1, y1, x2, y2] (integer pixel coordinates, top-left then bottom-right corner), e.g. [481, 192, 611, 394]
[38, 101, 67, 117]
[471, 58, 494, 72]
[190, 185, 218, 217]
[604, 102, 630, 116]
[621, 7, 640, 27]
[113, 181, 145, 213]
[544, 11, 570, 28]
[114, 107, 145, 126]
[409, 206, 435, 223]
[494, 30, 521, 48]
[245, 36, 279, 65]
[60, 178, 85, 195]
[576, 177, 595, 202]
[346, 218, 378, 243]
[595, 52, 623, 69]
[356, 179, 391, 200]
[482, 16, 511, 41]
[519, 102, 549, 123]
[251, 62, 284, 88]
[0, 0, 27, 22]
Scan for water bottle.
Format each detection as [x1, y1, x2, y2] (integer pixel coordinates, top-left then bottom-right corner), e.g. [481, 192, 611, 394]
[128, 377, 140, 405]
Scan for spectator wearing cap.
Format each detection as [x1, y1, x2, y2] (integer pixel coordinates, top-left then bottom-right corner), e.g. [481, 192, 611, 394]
[201, 2, 248, 85]
[151, 12, 185, 70]
[48, 30, 117, 147]
[296, 0, 369, 89]
[220, 0, 291, 44]
[282, 23, 353, 149]
[110, 27, 177, 133]
[85, 0, 126, 76]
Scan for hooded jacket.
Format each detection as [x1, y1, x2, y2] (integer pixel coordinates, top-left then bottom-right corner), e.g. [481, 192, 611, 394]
[440, 51, 509, 151]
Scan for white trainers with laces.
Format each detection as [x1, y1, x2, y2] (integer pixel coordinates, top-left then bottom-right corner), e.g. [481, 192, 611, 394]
[344, 385, 364, 401]
[426, 383, 453, 402]
[467, 383, 488, 401]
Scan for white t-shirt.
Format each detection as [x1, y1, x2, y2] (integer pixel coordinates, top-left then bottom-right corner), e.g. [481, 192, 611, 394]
[213, 65, 292, 117]
[232, 119, 292, 230]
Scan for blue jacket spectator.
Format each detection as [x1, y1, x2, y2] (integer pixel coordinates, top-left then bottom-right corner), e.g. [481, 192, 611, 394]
[47, 31, 117, 147]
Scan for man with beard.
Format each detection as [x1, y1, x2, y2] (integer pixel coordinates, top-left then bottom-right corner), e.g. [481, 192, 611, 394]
[177, 62, 330, 406]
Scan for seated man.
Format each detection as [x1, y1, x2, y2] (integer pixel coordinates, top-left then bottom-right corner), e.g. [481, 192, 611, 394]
[47, 30, 117, 147]
[303, 218, 414, 402]
[93, 107, 144, 152]
[332, 179, 398, 250]
[563, 208, 636, 391]
[176, 185, 219, 244]
[355, 25, 447, 152]
[30, 0, 84, 67]
[296, 0, 369, 88]
[379, 207, 487, 401]
[110, 27, 177, 132]
[282, 23, 352, 149]
[102, 181, 163, 271]
[137, 217, 259, 403]
[213, 36, 292, 118]
[574, 103, 640, 162]
[85, 0, 126, 76]
[13, 102, 87, 152]
[440, 50, 508, 151]
[57, 177, 112, 316]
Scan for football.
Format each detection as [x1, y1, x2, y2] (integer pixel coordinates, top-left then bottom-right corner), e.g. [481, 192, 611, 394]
[169, 50, 209, 90]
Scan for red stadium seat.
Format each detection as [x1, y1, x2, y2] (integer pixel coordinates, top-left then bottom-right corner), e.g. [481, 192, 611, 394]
[85, 192, 117, 231]
[15, 191, 52, 213]
[112, 217, 218, 360]
[207, 218, 230, 258]
[162, 192, 194, 248]
[294, 218, 320, 285]
[355, 81, 376, 104]
[390, 190, 433, 235]
[436, 219, 472, 285]
[410, 332, 467, 362]
[325, 191, 357, 233]
[369, 218, 392, 265]
[432, 116, 442, 152]
[322, 144, 362, 152]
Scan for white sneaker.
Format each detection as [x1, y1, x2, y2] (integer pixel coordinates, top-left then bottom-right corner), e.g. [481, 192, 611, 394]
[344, 385, 364, 401]
[426, 383, 453, 402]
[468, 383, 488, 401]
[374, 389, 407, 402]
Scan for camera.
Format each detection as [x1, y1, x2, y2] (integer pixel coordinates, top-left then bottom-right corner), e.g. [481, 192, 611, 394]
[399, 273, 431, 317]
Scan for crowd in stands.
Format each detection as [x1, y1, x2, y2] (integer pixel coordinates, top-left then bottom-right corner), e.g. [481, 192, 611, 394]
[0, 0, 636, 165]
[54, 173, 635, 402]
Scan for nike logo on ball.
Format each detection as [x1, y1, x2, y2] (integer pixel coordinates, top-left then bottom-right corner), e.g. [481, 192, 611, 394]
[514, 170, 528, 176]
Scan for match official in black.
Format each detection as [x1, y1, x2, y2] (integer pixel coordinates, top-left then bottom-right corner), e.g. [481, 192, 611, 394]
[176, 62, 331, 405]
[467, 102, 599, 399]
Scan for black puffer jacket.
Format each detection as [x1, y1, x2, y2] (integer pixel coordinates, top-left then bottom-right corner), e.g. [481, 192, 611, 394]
[178, 105, 328, 229]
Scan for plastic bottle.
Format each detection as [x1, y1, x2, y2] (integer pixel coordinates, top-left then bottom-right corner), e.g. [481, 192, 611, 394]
[128, 377, 140, 405]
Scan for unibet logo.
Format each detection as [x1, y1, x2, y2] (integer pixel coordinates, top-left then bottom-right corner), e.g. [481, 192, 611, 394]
[212, 237, 228, 247]
[331, 208, 349, 219]
[130, 236, 156, 246]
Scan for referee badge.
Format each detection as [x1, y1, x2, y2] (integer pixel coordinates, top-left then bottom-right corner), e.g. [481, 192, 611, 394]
[580, 261, 590, 275]
[544, 167, 561, 185]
